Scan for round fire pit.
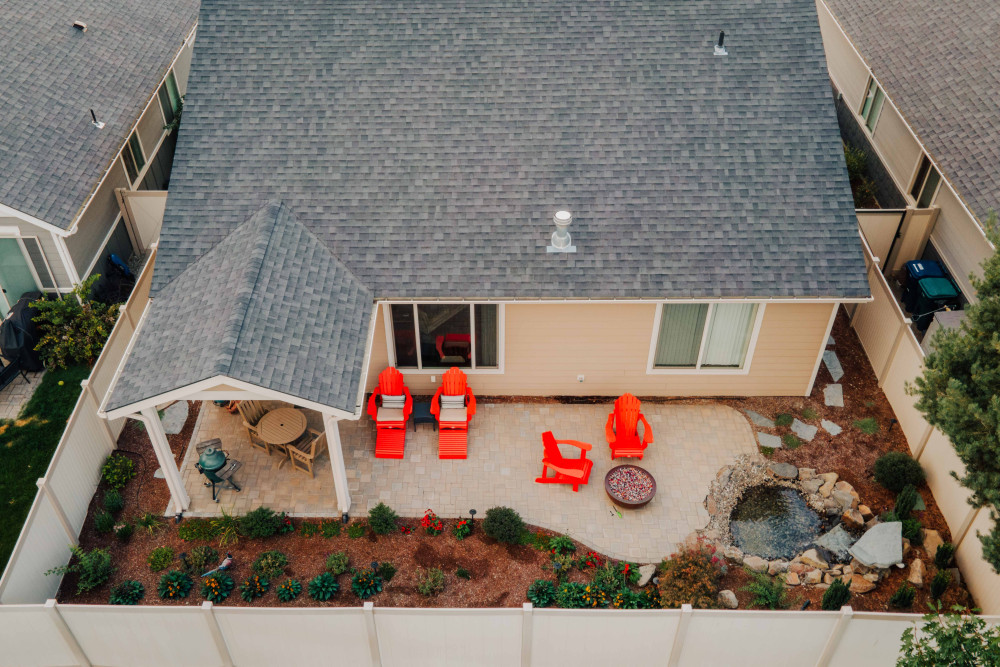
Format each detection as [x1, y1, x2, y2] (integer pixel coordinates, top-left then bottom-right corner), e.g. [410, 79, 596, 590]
[604, 465, 656, 509]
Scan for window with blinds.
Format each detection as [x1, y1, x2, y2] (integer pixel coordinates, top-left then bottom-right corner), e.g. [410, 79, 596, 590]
[653, 303, 759, 370]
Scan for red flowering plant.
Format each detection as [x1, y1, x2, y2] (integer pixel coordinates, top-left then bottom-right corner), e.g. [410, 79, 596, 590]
[580, 551, 602, 569]
[452, 519, 472, 540]
[399, 525, 412, 535]
[421, 509, 444, 536]
[277, 512, 295, 534]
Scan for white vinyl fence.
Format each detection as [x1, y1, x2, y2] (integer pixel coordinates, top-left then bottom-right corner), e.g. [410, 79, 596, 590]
[849, 241, 1000, 613]
[4, 601, 994, 667]
[0, 249, 157, 605]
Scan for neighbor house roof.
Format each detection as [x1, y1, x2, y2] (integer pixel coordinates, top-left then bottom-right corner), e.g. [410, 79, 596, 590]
[823, 0, 1000, 224]
[0, 0, 199, 229]
[105, 202, 373, 413]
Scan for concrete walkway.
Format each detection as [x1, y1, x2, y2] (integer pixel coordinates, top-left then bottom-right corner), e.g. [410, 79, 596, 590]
[180, 401, 757, 562]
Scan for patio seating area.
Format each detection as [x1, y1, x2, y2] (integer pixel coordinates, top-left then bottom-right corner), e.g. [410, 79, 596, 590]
[178, 399, 757, 561]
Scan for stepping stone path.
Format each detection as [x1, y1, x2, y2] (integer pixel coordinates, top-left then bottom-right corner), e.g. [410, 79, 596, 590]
[791, 418, 818, 441]
[744, 410, 775, 428]
[827, 335, 835, 347]
[161, 401, 189, 435]
[824, 384, 844, 408]
[757, 432, 782, 449]
[823, 350, 844, 382]
[821, 419, 842, 436]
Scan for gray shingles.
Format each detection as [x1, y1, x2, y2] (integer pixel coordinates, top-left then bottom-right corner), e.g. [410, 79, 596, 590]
[0, 0, 198, 228]
[825, 0, 1000, 224]
[152, 0, 868, 301]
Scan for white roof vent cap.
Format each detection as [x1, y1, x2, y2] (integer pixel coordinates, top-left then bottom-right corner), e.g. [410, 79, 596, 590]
[546, 210, 576, 253]
[73, 21, 87, 32]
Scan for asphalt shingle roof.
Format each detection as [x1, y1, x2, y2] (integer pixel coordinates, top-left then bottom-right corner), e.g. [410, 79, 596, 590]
[824, 0, 1000, 224]
[152, 0, 869, 300]
[106, 201, 373, 413]
[0, 0, 198, 228]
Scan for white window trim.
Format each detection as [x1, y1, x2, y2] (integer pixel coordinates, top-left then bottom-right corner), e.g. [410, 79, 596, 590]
[859, 76, 884, 134]
[156, 70, 176, 128]
[909, 157, 943, 210]
[0, 228, 45, 294]
[645, 302, 766, 375]
[382, 302, 505, 374]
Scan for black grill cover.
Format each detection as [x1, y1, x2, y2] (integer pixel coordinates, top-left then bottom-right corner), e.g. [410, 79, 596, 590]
[0, 292, 44, 371]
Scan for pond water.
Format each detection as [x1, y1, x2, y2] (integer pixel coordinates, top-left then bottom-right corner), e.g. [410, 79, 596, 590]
[730, 485, 822, 560]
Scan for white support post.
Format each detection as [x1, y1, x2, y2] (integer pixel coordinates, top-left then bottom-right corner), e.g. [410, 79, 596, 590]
[201, 602, 234, 667]
[323, 412, 352, 515]
[363, 601, 382, 667]
[667, 604, 692, 667]
[816, 606, 853, 667]
[45, 599, 91, 667]
[36, 478, 77, 545]
[139, 407, 189, 514]
[520, 603, 533, 667]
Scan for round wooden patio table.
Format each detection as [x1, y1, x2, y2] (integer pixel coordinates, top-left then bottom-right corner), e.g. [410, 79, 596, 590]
[258, 408, 307, 466]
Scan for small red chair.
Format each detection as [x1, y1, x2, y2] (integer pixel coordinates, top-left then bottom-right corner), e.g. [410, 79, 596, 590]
[535, 431, 593, 492]
[430, 367, 476, 459]
[606, 393, 653, 459]
[366, 367, 413, 459]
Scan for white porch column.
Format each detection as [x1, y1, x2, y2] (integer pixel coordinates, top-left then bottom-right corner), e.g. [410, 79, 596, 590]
[322, 412, 352, 515]
[139, 407, 190, 514]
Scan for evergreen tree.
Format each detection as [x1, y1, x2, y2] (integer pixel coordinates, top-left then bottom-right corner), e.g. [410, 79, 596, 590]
[910, 211, 1000, 571]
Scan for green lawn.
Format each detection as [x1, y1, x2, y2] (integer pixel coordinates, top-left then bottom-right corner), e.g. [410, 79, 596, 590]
[0, 366, 89, 570]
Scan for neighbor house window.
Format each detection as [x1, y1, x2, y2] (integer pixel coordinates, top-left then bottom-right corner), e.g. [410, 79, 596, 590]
[157, 71, 182, 126]
[390, 303, 500, 369]
[653, 303, 759, 370]
[910, 155, 941, 208]
[859, 77, 885, 132]
[120, 130, 146, 183]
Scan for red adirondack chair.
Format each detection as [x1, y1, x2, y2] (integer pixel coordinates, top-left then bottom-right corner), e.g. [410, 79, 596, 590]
[535, 431, 593, 492]
[605, 393, 653, 459]
[429, 367, 476, 459]
[366, 367, 413, 459]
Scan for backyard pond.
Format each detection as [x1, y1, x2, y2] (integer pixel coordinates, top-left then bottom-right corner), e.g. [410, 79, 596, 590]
[729, 486, 822, 560]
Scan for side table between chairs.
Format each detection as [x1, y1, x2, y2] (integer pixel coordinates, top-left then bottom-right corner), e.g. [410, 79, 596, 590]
[412, 402, 437, 431]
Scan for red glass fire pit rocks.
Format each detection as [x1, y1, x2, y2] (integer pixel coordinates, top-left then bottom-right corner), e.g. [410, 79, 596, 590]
[604, 464, 656, 509]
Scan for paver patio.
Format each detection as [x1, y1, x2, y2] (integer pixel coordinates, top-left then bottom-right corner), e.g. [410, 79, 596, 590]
[178, 400, 757, 561]
[0, 370, 43, 420]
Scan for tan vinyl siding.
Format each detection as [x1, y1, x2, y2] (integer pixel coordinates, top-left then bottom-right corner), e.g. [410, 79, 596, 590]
[929, 185, 993, 300]
[66, 159, 129, 276]
[173, 38, 195, 94]
[0, 217, 71, 289]
[368, 302, 833, 398]
[816, 1, 869, 109]
[870, 103, 921, 194]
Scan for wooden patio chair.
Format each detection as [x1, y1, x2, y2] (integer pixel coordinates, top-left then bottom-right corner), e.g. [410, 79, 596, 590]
[236, 400, 272, 455]
[429, 367, 476, 459]
[366, 367, 413, 459]
[605, 393, 653, 459]
[287, 429, 327, 477]
[535, 431, 593, 492]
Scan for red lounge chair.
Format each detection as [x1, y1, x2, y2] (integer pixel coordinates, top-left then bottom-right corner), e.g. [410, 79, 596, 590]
[430, 367, 476, 459]
[606, 393, 653, 459]
[535, 431, 593, 492]
[366, 367, 413, 459]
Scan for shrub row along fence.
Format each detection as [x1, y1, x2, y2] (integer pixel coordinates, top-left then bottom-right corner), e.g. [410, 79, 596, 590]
[0, 249, 157, 605]
[4, 601, 995, 667]
[848, 237, 1000, 612]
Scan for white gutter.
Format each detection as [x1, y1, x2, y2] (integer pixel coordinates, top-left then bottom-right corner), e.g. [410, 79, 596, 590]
[377, 296, 873, 305]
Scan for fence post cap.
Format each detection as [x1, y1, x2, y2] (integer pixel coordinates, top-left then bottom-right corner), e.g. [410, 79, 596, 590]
[681, 604, 693, 613]
[201, 601, 213, 610]
[363, 601, 374, 611]
[80, 379, 89, 388]
[841, 606, 854, 617]
[44, 599, 58, 609]
[36, 477, 47, 489]
[523, 602, 533, 611]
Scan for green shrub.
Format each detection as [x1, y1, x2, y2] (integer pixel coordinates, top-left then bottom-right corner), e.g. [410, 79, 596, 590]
[276, 578, 302, 602]
[178, 518, 218, 541]
[147, 546, 175, 572]
[186, 545, 220, 576]
[527, 579, 556, 607]
[115, 521, 134, 542]
[853, 417, 879, 434]
[548, 536, 576, 555]
[874, 452, 925, 493]
[456, 567, 471, 580]
[158, 571, 193, 600]
[378, 562, 397, 583]
[251, 550, 288, 580]
[549, 552, 575, 581]
[109, 580, 144, 605]
[351, 567, 383, 599]
[529, 531, 550, 551]
[760, 446, 775, 458]
[556, 582, 587, 608]
[239, 506, 282, 539]
[94, 510, 115, 534]
[308, 572, 340, 601]
[240, 575, 269, 602]
[103, 490, 124, 515]
[930, 571, 951, 600]
[31, 276, 120, 369]
[902, 518, 924, 544]
[45, 546, 114, 594]
[774, 413, 793, 427]
[101, 454, 136, 490]
[881, 510, 900, 523]
[898, 603, 1000, 666]
[320, 520, 341, 538]
[740, 570, 790, 610]
[894, 485, 920, 519]
[781, 433, 802, 449]
[326, 551, 349, 575]
[821, 578, 852, 610]
[843, 144, 868, 182]
[611, 589, 645, 609]
[300, 522, 319, 538]
[368, 502, 399, 535]
[889, 582, 916, 610]
[483, 506, 525, 544]
[347, 522, 366, 539]
[417, 567, 445, 596]
[452, 518, 472, 540]
[658, 541, 726, 609]
[201, 572, 234, 602]
[934, 542, 956, 570]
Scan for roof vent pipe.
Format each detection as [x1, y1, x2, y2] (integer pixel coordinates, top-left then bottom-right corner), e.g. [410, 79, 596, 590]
[90, 109, 105, 129]
[546, 210, 576, 253]
[714, 31, 727, 56]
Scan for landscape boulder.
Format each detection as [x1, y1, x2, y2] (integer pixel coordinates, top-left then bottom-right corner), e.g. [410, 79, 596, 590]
[849, 574, 876, 594]
[799, 548, 830, 570]
[718, 590, 738, 609]
[849, 522, 903, 568]
[907, 559, 925, 588]
[744, 556, 768, 573]
[767, 462, 798, 480]
[814, 525, 856, 561]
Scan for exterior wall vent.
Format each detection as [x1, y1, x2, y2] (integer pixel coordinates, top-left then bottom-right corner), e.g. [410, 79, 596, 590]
[546, 210, 576, 253]
[714, 31, 727, 56]
[73, 21, 88, 32]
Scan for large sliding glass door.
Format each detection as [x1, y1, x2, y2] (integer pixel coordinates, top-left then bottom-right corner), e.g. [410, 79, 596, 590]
[0, 239, 39, 314]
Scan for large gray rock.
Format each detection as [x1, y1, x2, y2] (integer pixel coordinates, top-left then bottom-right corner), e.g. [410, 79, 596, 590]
[832, 489, 859, 511]
[814, 525, 857, 561]
[821, 419, 842, 436]
[767, 462, 798, 480]
[745, 410, 775, 428]
[801, 479, 823, 494]
[160, 401, 189, 435]
[849, 522, 903, 568]
[718, 590, 738, 609]
[824, 384, 844, 407]
[791, 419, 818, 441]
[744, 556, 769, 572]
[758, 432, 782, 449]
